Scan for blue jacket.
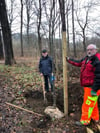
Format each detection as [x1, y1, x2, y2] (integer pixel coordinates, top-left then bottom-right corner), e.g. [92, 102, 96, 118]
[39, 55, 53, 75]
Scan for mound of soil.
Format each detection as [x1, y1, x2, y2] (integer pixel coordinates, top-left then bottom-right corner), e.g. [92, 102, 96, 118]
[24, 90, 44, 99]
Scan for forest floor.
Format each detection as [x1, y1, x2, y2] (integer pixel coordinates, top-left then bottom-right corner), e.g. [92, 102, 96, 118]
[0, 57, 100, 133]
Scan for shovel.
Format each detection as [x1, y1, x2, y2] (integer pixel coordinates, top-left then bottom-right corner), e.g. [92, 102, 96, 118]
[41, 76, 47, 104]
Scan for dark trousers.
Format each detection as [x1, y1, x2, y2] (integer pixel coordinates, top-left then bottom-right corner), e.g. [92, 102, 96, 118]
[44, 75, 53, 92]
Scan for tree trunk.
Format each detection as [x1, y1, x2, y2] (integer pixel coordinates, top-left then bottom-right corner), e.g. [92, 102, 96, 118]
[59, 17, 62, 60]
[37, 0, 42, 55]
[26, 5, 30, 47]
[0, 29, 4, 59]
[66, 12, 70, 52]
[20, 0, 24, 56]
[49, 23, 52, 55]
[0, 0, 15, 65]
[48, 0, 55, 55]
[82, 29, 86, 52]
[51, 0, 55, 59]
[38, 30, 42, 54]
[72, 0, 76, 57]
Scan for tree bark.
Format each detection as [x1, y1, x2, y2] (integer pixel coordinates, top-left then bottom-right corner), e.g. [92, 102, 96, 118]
[0, 0, 15, 65]
[72, 0, 76, 57]
[37, 0, 42, 55]
[0, 29, 4, 59]
[26, 0, 30, 46]
[66, 12, 70, 52]
[48, 0, 55, 55]
[82, 29, 86, 52]
[20, 0, 24, 56]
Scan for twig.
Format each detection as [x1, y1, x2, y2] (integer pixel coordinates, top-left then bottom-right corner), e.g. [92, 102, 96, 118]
[6, 102, 43, 117]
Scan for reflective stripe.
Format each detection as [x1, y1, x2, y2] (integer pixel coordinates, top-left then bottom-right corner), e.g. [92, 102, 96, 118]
[88, 96, 98, 101]
[81, 87, 99, 123]
[87, 96, 98, 118]
[88, 107, 93, 118]
[80, 120, 90, 125]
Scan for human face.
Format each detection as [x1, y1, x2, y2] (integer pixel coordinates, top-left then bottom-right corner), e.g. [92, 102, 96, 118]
[42, 52, 48, 57]
[86, 45, 97, 57]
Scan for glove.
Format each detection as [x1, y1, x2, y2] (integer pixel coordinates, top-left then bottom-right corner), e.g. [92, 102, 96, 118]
[66, 56, 70, 61]
[91, 90, 97, 96]
[40, 73, 43, 76]
[51, 73, 55, 81]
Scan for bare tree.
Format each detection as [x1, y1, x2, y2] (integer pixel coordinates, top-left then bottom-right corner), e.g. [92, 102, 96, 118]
[72, 0, 77, 56]
[37, 0, 42, 54]
[66, 0, 70, 51]
[65, 0, 73, 52]
[33, 0, 42, 54]
[75, 0, 95, 51]
[24, 0, 34, 46]
[7, 0, 18, 30]
[20, 0, 24, 56]
[0, 28, 4, 59]
[49, 0, 55, 55]
[0, 0, 15, 65]
[43, 0, 60, 54]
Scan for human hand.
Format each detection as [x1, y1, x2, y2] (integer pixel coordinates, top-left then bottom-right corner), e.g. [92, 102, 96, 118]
[91, 90, 97, 96]
[66, 56, 70, 61]
[51, 73, 53, 76]
[51, 74, 55, 81]
[40, 73, 43, 76]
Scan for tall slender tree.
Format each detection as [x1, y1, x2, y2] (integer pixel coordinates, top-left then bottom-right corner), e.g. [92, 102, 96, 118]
[20, 0, 24, 56]
[0, 0, 15, 65]
[25, 0, 34, 46]
[0, 28, 4, 59]
[75, 1, 91, 52]
[33, 0, 42, 55]
[37, 0, 42, 54]
[72, 0, 76, 56]
[66, 0, 71, 52]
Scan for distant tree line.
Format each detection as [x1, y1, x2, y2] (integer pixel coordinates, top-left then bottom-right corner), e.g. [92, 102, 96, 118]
[0, 0, 100, 65]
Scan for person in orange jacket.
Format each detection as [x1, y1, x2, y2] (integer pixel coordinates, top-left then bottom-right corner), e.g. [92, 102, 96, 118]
[66, 44, 100, 126]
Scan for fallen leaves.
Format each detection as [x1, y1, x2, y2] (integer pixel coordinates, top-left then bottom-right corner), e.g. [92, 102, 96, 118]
[0, 61, 98, 133]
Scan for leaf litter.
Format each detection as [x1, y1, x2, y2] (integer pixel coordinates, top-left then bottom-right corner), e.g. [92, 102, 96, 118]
[0, 61, 99, 133]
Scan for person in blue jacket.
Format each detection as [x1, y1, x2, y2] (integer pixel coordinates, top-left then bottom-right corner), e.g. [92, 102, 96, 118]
[39, 49, 53, 92]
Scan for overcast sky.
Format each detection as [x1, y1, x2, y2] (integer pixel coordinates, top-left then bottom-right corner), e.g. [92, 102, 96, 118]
[6, 0, 100, 41]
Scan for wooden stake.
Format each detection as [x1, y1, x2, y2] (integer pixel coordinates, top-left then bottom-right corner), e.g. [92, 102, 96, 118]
[6, 102, 43, 117]
[58, 0, 68, 115]
[62, 31, 68, 115]
[41, 76, 47, 103]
